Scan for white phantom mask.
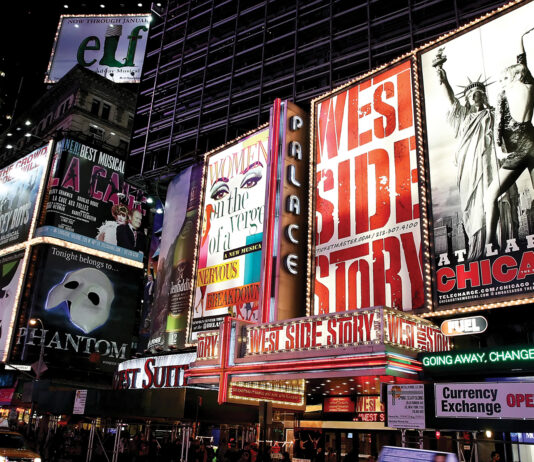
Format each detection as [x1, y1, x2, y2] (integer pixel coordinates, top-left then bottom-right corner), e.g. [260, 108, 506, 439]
[46, 268, 115, 334]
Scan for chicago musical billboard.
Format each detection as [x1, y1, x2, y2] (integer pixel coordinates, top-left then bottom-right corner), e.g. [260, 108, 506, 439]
[11, 245, 143, 372]
[192, 128, 269, 338]
[420, 1, 534, 309]
[314, 59, 423, 314]
[0, 145, 50, 250]
[45, 15, 151, 83]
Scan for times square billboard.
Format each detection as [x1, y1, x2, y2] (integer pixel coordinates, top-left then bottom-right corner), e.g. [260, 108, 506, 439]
[313, 59, 423, 314]
[45, 15, 151, 84]
[419, 0, 534, 311]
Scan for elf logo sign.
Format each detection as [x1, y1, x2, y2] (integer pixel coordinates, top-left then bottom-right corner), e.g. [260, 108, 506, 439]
[441, 316, 487, 336]
[46, 15, 151, 83]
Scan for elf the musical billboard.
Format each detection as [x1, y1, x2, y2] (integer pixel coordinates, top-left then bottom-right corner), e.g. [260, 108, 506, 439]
[314, 59, 423, 314]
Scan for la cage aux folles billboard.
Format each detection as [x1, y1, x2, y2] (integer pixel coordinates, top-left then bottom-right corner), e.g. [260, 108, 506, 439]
[420, 1, 534, 310]
[0, 144, 50, 250]
[39, 138, 147, 261]
[192, 128, 269, 339]
[45, 15, 151, 84]
[10, 245, 143, 372]
[314, 59, 423, 314]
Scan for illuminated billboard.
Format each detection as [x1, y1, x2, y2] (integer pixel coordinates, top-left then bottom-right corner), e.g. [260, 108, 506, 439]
[0, 145, 50, 250]
[314, 60, 423, 314]
[147, 165, 203, 351]
[191, 128, 269, 339]
[0, 251, 25, 360]
[45, 15, 151, 84]
[420, 1, 534, 310]
[38, 138, 147, 261]
[10, 244, 143, 372]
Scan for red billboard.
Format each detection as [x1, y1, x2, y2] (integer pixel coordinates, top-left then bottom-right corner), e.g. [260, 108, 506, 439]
[314, 60, 423, 314]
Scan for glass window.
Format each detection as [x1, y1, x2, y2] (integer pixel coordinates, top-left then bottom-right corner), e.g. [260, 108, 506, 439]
[91, 99, 101, 116]
[102, 103, 111, 120]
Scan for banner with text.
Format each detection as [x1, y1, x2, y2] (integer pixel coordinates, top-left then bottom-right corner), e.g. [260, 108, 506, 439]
[0, 145, 49, 249]
[314, 59, 422, 314]
[420, 1, 534, 309]
[192, 128, 269, 338]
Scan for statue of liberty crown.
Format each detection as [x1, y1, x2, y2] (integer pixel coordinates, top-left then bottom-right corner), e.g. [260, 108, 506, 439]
[456, 75, 493, 97]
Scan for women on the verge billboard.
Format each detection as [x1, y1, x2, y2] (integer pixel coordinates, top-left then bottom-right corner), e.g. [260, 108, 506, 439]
[420, 1, 534, 309]
[192, 128, 269, 339]
[313, 59, 423, 314]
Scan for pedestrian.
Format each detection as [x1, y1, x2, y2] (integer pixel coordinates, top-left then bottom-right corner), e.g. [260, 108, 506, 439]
[490, 451, 501, 462]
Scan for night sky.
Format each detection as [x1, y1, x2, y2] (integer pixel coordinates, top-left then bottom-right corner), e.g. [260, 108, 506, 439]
[1, 1, 154, 131]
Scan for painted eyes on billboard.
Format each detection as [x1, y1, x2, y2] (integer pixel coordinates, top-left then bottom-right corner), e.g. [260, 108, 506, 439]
[210, 178, 230, 201]
[240, 161, 263, 190]
[210, 162, 265, 201]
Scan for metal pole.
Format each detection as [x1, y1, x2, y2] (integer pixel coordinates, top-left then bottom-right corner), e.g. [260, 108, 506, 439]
[28, 319, 45, 437]
[472, 432, 478, 462]
[86, 419, 96, 462]
[112, 420, 122, 462]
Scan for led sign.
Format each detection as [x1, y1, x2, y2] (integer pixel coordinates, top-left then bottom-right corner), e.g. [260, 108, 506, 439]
[421, 346, 534, 374]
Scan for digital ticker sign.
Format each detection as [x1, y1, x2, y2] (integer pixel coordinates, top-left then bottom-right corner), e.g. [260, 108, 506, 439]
[420, 345, 534, 376]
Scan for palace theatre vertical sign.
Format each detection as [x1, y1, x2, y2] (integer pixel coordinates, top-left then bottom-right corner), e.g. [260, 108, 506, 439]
[314, 60, 423, 313]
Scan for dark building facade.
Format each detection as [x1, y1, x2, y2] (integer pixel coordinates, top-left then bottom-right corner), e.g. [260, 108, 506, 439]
[127, 0, 509, 183]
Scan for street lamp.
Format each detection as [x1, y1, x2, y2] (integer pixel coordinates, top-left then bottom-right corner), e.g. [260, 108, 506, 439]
[28, 318, 45, 436]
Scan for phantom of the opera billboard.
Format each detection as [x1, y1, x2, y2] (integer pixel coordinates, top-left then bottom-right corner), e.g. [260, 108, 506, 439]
[420, 1, 534, 309]
[39, 138, 147, 261]
[45, 15, 151, 84]
[10, 245, 143, 372]
[314, 59, 423, 314]
[192, 128, 269, 339]
[0, 145, 50, 250]
[147, 165, 203, 351]
[0, 251, 25, 359]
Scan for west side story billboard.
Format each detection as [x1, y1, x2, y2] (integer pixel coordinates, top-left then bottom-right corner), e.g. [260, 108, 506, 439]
[420, 1, 534, 309]
[11, 245, 143, 372]
[45, 15, 151, 84]
[314, 60, 423, 314]
[192, 128, 269, 338]
[0, 145, 50, 250]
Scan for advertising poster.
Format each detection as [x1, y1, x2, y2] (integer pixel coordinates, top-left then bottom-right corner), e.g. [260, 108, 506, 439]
[0, 145, 49, 249]
[192, 128, 269, 338]
[314, 60, 423, 314]
[147, 165, 203, 351]
[0, 251, 25, 359]
[420, 2, 534, 308]
[45, 15, 151, 83]
[138, 199, 164, 352]
[435, 382, 534, 420]
[41, 138, 147, 261]
[11, 245, 142, 372]
[379, 447, 457, 462]
[386, 383, 426, 429]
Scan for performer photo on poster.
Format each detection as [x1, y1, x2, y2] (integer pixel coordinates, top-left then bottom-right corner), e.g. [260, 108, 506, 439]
[43, 137, 148, 258]
[421, 2, 534, 308]
[192, 128, 269, 339]
[11, 245, 142, 372]
[0, 145, 49, 250]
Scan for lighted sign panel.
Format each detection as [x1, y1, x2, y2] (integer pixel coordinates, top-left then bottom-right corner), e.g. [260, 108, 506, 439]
[46, 15, 151, 84]
[324, 397, 355, 413]
[435, 382, 534, 420]
[41, 138, 147, 261]
[10, 244, 143, 372]
[440, 316, 487, 336]
[314, 59, 423, 314]
[246, 307, 450, 356]
[146, 165, 202, 351]
[420, 1, 534, 310]
[356, 395, 384, 413]
[0, 145, 50, 250]
[114, 353, 196, 389]
[420, 345, 534, 374]
[0, 251, 25, 359]
[227, 380, 306, 411]
[192, 128, 269, 338]
[386, 383, 425, 429]
[261, 101, 309, 322]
